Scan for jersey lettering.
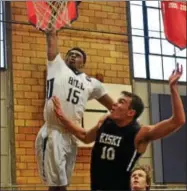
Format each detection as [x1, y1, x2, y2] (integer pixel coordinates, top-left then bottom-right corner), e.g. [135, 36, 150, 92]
[66, 88, 80, 104]
[101, 146, 115, 160]
[99, 133, 122, 147]
[68, 77, 85, 91]
[47, 78, 54, 99]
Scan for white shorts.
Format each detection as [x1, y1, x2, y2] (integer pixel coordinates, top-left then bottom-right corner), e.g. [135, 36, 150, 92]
[35, 124, 77, 186]
[35, 124, 48, 183]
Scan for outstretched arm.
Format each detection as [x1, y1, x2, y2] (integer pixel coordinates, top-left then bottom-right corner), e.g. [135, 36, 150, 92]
[52, 96, 108, 143]
[59, 115, 105, 144]
[46, 4, 59, 61]
[141, 64, 185, 141]
[46, 29, 58, 61]
[90, 78, 115, 110]
[97, 94, 114, 110]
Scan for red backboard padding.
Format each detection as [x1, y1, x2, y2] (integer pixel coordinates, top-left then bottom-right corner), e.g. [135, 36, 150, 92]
[26, 1, 81, 31]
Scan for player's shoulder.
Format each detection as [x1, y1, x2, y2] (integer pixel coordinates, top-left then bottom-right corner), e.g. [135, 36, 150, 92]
[48, 53, 63, 63]
[47, 53, 68, 71]
[85, 75, 92, 82]
[86, 74, 102, 84]
[139, 124, 152, 132]
[80, 73, 103, 89]
[81, 73, 94, 82]
[97, 114, 110, 129]
[135, 124, 152, 143]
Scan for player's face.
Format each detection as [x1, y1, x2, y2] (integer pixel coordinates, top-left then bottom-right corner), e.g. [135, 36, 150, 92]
[110, 95, 136, 121]
[66, 50, 84, 70]
[130, 170, 148, 191]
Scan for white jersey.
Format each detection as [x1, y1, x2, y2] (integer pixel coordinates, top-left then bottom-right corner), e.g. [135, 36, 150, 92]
[44, 53, 106, 132]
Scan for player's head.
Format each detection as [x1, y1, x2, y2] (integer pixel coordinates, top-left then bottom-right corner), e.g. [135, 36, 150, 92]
[110, 91, 144, 122]
[130, 166, 151, 191]
[65, 47, 87, 71]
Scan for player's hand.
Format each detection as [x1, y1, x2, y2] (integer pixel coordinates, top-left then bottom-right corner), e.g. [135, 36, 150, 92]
[52, 96, 65, 121]
[46, 27, 57, 35]
[169, 63, 183, 88]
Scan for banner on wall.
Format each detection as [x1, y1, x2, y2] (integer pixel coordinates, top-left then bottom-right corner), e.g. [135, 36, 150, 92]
[161, 1, 187, 49]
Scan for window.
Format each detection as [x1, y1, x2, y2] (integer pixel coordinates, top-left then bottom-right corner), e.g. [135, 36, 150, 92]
[129, 1, 187, 82]
[0, 1, 6, 69]
[130, 1, 146, 79]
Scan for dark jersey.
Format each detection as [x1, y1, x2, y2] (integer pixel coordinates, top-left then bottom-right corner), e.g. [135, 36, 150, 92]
[91, 118, 142, 191]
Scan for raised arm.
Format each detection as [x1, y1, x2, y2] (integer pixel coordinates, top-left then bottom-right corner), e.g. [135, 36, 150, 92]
[59, 114, 105, 144]
[52, 96, 107, 143]
[142, 64, 185, 142]
[90, 78, 115, 110]
[46, 29, 58, 61]
[97, 94, 114, 110]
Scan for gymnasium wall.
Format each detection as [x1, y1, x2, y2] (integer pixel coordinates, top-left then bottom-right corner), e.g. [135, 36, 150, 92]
[133, 81, 187, 189]
[0, 71, 11, 186]
[11, 1, 131, 190]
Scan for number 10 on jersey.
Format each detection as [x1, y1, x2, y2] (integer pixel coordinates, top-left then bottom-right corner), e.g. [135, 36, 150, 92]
[101, 146, 115, 161]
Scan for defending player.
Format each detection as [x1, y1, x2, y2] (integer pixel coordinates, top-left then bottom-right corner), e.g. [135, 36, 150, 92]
[52, 64, 185, 190]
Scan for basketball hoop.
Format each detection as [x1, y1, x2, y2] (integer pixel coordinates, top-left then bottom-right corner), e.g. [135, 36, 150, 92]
[26, 1, 81, 32]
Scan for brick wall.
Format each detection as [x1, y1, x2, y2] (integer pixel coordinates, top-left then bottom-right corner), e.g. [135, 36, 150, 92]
[11, 1, 130, 190]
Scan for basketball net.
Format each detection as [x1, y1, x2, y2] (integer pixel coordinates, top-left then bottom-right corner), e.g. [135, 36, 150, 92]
[27, 1, 71, 31]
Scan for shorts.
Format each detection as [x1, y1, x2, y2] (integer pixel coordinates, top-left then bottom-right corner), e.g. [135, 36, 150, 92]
[35, 124, 48, 183]
[35, 124, 77, 186]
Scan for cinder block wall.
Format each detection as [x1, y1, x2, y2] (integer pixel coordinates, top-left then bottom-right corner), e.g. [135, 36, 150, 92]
[11, 1, 130, 190]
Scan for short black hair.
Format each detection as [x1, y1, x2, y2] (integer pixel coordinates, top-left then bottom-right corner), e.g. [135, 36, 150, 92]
[66, 47, 87, 64]
[121, 91, 144, 120]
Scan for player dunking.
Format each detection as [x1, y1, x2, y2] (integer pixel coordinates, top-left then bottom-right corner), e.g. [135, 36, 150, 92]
[35, 26, 114, 191]
[52, 64, 185, 190]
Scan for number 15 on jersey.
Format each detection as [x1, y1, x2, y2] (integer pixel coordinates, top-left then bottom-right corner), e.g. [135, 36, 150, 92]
[47, 78, 80, 105]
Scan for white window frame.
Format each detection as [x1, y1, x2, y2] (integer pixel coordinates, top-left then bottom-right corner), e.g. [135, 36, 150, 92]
[0, 1, 6, 69]
[129, 1, 187, 82]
